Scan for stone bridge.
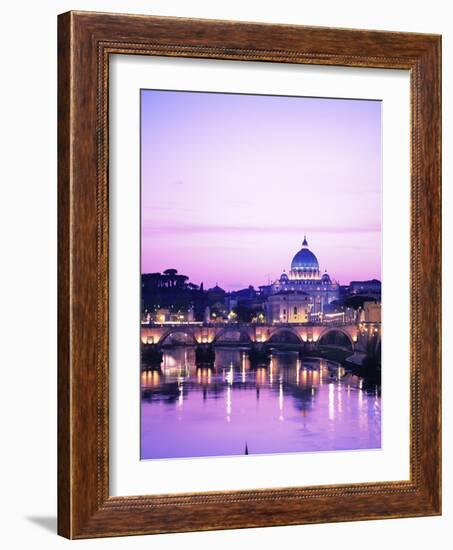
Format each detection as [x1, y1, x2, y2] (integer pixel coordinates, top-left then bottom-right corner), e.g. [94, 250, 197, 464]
[141, 322, 379, 352]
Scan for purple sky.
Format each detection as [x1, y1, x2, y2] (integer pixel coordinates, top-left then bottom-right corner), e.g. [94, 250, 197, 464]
[141, 90, 381, 290]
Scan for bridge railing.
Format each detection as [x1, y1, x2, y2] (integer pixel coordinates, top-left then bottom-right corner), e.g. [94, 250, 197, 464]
[141, 320, 359, 328]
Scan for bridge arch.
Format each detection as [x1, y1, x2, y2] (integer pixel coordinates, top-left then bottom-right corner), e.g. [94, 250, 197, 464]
[213, 327, 253, 344]
[159, 328, 198, 346]
[317, 328, 354, 350]
[267, 328, 303, 345]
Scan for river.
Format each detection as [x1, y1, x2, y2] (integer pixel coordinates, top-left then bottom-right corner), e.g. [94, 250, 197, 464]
[141, 347, 381, 460]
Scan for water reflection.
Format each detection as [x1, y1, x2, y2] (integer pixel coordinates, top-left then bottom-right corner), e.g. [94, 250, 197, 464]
[141, 348, 381, 459]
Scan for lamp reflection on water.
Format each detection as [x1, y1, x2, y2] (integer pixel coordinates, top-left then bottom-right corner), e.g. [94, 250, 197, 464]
[279, 379, 284, 421]
[328, 383, 335, 422]
[226, 385, 232, 422]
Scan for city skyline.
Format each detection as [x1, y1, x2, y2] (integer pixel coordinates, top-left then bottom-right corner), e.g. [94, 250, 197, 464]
[141, 90, 381, 290]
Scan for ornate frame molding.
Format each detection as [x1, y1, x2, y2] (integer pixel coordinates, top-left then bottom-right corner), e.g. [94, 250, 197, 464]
[58, 11, 441, 538]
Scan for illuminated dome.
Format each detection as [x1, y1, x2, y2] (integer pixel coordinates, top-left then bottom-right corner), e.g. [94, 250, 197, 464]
[291, 236, 319, 271]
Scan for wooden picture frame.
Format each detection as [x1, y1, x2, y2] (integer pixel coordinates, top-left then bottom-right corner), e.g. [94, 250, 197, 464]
[58, 11, 441, 539]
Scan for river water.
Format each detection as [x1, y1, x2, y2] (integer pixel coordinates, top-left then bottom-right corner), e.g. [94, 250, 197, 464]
[141, 347, 381, 460]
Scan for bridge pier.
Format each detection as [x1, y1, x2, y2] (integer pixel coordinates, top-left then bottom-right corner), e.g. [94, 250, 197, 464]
[141, 343, 163, 369]
[305, 341, 317, 354]
[195, 343, 215, 366]
[249, 342, 271, 366]
[298, 342, 307, 358]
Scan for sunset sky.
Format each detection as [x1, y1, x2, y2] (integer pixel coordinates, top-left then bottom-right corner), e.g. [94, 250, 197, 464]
[141, 89, 381, 290]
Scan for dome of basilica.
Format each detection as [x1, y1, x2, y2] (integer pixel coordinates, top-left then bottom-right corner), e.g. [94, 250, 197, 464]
[291, 236, 319, 271]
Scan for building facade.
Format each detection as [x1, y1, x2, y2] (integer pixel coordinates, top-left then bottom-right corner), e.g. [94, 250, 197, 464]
[348, 279, 381, 299]
[358, 301, 381, 323]
[262, 236, 340, 319]
[263, 291, 313, 324]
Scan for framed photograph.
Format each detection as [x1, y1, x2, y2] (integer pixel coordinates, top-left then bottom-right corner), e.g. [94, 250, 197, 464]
[58, 11, 441, 538]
